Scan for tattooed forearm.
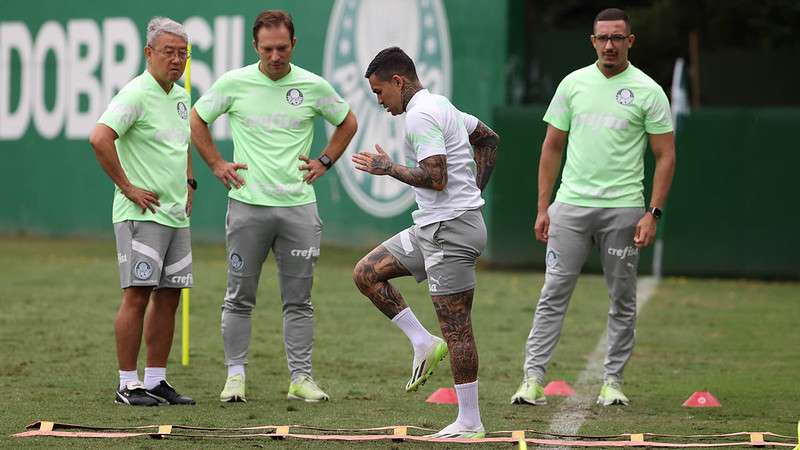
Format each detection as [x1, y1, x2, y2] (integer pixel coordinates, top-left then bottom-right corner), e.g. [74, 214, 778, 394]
[388, 154, 447, 190]
[431, 289, 478, 384]
[469, 121, 500, 191]
[353, 246, 412, 319]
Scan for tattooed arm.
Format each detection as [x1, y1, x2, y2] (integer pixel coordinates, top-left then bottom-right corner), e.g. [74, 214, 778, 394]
[352, 144, 448, 190]
[469, 120, 500, 191]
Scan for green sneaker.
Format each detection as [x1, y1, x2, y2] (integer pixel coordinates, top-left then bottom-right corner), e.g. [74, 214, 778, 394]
[405, 337, 449, 392]
[220, 374, 246, 403]
[596, 381, 629, 406]
[427, 423, 486, 439]
[287, 375, 329, 402]
[510, 378, 547, 405]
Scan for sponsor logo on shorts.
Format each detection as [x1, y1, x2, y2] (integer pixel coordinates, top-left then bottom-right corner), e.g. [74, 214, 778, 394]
[608, 245, 639, 259]
[117, 253, 128, 264]
[230, 253, 244, 272]
[323, 0, 451, 218]
[290, 246, 320, 260]
[134, 261, 153, 280]
[286, 88, 304, 106]
[546, 250, 559, 268]
[616, 88, 634, 105]
[177, 101, 188, 119]
[170, 273, 193, 286]
[428, 274, 442, 292]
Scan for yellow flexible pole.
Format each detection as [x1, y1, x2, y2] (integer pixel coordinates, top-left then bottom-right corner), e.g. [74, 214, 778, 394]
[181, 42, 192, 367]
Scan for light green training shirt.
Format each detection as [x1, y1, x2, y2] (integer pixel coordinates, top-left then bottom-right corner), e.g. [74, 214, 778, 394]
[98, 70, 191, 228]
[194, 62, 350, 207]
[543, 62, 673, 207]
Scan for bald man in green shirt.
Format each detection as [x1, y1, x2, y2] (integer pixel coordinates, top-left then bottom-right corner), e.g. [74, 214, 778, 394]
[511, 8, 676, 407]
[191, 10, 357, 403]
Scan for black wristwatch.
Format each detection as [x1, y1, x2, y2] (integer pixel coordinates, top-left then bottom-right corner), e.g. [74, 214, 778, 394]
[647, 206, 662, 220]
[318, 154, 333, 169]
[187, 178, 198, 191]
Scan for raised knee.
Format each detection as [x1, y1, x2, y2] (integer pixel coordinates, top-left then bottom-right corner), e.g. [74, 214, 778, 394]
[352, 259, 373, 293]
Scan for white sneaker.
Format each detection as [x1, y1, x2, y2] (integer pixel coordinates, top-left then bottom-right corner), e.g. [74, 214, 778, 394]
[220, 374, 246, 402]
[405, 337, 448, 392]
[427, 421, 486, 439]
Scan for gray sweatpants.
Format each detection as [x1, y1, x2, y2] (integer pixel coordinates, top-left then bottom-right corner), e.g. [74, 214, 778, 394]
[523, 202, 644, 385]
[221, 199, 321, 381]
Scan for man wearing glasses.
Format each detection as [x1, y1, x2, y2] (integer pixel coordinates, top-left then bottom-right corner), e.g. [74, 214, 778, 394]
[510, 8, 676, 407]
[90, 17, 195, 406]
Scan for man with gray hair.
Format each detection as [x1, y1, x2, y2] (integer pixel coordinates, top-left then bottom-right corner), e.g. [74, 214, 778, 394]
[90, 16, 196, 406]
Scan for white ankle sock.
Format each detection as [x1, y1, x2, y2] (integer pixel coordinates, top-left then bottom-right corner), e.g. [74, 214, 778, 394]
[391, 308, 436, 353]
[143, 367, 166, 390]
[454, 380, 482, 429]
[119, 370, 139, 390]
[227, 364, 245, 378]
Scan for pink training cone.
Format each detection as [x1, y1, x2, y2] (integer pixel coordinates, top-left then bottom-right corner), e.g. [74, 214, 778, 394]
[682, 391, 721, 407]
[544, 380, 576, 396]
[426, 387, 458, 404]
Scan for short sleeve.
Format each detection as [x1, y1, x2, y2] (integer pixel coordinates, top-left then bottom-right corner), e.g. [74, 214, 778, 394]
[194, 75, 234, 124]
[644, 86, 674, 134]
[461, 112, 479, 135]
[406, 110, 446, 162]
[542, 78, 572, 132]
[312, 78, 350, 126]
[98, 87, 142, 137]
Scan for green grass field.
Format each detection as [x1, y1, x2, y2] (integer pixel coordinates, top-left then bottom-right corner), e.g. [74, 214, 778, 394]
[1, 236, 798, 448]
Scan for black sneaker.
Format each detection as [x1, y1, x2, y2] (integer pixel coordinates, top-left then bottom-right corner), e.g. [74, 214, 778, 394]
[115, 381, 159, 406]
[146, 380, 196, 405]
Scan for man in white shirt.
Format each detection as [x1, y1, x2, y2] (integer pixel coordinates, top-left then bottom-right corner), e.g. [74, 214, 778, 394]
[351, 47, 500, 439]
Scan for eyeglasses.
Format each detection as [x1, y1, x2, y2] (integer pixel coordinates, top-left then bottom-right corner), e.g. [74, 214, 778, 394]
[149, 46, 190, 60]
[592, 34, 630, 45]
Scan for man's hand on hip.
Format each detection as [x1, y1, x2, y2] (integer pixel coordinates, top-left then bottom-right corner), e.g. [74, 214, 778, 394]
[212, 160, 247, 190]
[122, 185, 160, 214]
[298, 155, 327, 184]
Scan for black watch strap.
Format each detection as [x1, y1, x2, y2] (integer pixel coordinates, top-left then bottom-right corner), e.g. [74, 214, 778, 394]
[647, 206, 662, 220]
[187, 178, 198, 190]
[318, 154, 333, 169]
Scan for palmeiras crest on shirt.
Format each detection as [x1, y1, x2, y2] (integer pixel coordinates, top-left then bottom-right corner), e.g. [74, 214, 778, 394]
[134, 260, 154, 280]
[616, 88, 634, 105]
[286, 88, 304, 106]
[323, 0, 452, 218]
[177, 101, 188, 119]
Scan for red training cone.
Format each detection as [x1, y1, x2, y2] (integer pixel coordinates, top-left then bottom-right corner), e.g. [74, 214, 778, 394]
[426, 387, 458, 404]
[682, 391, 721, 407]
[544, 380, 576, 396]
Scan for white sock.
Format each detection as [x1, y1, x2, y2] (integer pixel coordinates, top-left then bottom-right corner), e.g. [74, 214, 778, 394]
[454, 380, 482, 429]
[391, 308, 436, 354]
[119, 370, 139, 390]
[143, 367, 166, 390]
[227, 364, 245, 378]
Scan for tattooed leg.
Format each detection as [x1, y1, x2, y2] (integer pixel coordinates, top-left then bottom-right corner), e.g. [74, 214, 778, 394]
[432, 289, 478, 384]
[353, 245, 412, 319]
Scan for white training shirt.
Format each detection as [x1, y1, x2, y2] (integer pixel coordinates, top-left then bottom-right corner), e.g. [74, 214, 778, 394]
[404, 89, 484, 226]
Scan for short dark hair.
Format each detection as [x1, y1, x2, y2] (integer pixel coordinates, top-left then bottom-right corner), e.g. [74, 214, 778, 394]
[364, 47, 419, 82]
[593, 8, 630, 33]
[252, 10, 294, 41]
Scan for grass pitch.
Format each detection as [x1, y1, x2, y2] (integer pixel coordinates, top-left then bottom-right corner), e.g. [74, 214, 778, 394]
[0, 236, 797, 448]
